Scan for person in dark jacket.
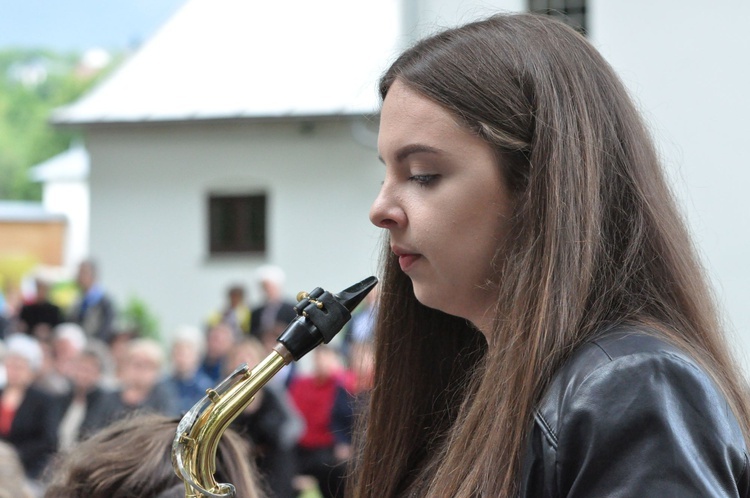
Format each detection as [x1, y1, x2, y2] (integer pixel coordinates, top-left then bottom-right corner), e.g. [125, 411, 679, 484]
[0, 335, 57, 480]
[354, 12, 750, 498]
[227, 338, 300, 498]
[250, 266, 296, 339]
[111, 338, 179, 418]
[330, 342, 374, 455]
[18, 277, 63, 340]
[55, 342, 120, 449]
[69, 259, 116, 343]
[167, 325, 214, 414]
[330, 342, 374, 498]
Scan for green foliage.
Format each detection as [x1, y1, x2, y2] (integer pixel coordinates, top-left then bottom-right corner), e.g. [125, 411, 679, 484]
[49, 279, 79, 312]
[0, 254, 38, 291]
[0, 48, 118, 200]
[120, 295, 162, 343]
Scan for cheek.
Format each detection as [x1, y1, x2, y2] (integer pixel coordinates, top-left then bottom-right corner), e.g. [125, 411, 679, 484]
[439, 208, 504, 287]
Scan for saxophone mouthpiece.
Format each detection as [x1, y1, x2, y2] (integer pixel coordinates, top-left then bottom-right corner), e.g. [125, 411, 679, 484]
[335, 275, 379, 312]
[278, 276, 378, 361]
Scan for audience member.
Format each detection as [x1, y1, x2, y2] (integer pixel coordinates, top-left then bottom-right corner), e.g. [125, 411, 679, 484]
[0, 262, 362, 497]
[250, 266, 296, 338]
[112, 338, 179, 418]
[0, 334, 58, 481]
[18, 277, 63, 341]
[0, 314, 11, 341]
[0, 286, 21, 341]
[167, 325, 214, 414]
[330, 341, 375, 493]
[51, 324, 88, 379]
[108, 327, 137, 385]
[288, 345, 346, 498]
[35, 336, 63, 398]
[209, 284, 252, 337]
[0, 342, 5, 388]
[44, 413, 265, 498]
[228, 338, 301, 498]
[69, 260, 116, 343]
[56, 343, 120, 451]
[200, 322, 237, 384]
[36, 323, 88, 396]
[339, 284, 378, 359]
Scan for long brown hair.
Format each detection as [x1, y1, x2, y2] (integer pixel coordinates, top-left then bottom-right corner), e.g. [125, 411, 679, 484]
[350, 13, 750, 497]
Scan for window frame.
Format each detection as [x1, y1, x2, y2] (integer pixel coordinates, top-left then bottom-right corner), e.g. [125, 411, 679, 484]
[528, 0, 587, 34]
[207, 192, 268, 256]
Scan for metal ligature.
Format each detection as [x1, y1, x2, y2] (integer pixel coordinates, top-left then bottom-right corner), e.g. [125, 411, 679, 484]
[172, 276, 378, 498]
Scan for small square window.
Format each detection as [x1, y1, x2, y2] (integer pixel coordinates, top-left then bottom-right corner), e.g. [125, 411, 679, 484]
[528, 0, 587, 34]
[208, 194, 267, 255]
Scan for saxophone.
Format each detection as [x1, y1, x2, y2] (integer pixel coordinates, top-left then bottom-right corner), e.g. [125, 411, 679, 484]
[172, 276, 378, 498]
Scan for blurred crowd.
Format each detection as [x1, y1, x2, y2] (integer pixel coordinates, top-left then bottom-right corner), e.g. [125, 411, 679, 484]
[0, 260, 378, 498]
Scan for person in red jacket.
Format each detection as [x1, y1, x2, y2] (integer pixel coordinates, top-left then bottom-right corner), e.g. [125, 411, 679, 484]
[287, 345, 344, 498]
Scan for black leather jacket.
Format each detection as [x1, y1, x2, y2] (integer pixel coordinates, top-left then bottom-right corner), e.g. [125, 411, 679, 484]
[520, 328, 750, 497]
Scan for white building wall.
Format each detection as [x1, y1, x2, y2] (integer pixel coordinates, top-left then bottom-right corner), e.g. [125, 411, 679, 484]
[86, 119, 383, 339]
[42, 181, 89, 270]
[403, 0, 525, 42]
[589, 0, 750, 371]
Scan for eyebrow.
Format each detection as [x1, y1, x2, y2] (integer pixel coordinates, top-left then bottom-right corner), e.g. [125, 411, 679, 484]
[378, 143, 444, 164]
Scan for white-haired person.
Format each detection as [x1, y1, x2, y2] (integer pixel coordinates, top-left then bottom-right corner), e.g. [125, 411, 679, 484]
[112, 338, 179, 418]
[36, 322, 88, 396]
[55, 342, 120, 451]
[0, 334, 58, 481]
[250, 265, 297, 339]
[167, 325, 214, 414]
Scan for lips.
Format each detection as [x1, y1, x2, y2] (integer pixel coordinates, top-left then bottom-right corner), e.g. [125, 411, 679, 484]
[392, 246, 421, 272]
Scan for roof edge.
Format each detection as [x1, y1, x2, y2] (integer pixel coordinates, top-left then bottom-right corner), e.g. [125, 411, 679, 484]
[50, 111, 381, 130]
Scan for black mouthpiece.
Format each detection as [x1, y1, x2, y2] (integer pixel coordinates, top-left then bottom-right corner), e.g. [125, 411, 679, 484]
[335, 275, 379, 312]
[276, 276, 378, 361]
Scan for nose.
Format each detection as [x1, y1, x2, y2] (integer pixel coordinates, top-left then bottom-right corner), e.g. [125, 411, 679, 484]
[369, 179, 405, 229]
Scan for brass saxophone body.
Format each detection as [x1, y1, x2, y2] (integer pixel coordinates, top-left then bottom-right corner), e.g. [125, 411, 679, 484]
[172, 276, 378, 498]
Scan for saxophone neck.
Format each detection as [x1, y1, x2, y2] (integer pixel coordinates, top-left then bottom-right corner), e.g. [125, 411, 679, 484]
[172, 276, 378, 498]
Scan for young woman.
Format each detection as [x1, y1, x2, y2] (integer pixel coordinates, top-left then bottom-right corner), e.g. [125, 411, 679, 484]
[354, 13, 750, 497]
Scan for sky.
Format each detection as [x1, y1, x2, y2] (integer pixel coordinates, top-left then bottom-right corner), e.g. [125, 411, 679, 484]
[0, 0, 188, 52]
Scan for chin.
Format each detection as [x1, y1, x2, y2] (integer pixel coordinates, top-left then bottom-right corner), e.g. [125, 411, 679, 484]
[412, 282, 455, 318]
[412, 279, 488, 330]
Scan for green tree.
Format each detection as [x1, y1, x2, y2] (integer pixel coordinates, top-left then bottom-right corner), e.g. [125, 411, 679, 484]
[0, 49, 118, 200]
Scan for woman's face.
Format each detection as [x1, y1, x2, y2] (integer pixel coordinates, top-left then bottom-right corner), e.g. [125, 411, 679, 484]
[121, 350, 160, 390]
[370, 80, 514, 333]
[4, 354, 35, 389]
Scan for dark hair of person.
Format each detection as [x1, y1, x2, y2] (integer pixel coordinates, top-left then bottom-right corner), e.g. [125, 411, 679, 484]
[44, 413, 264, 498]
[350, 12, 750, 498]
[79, 258, 99, 278]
